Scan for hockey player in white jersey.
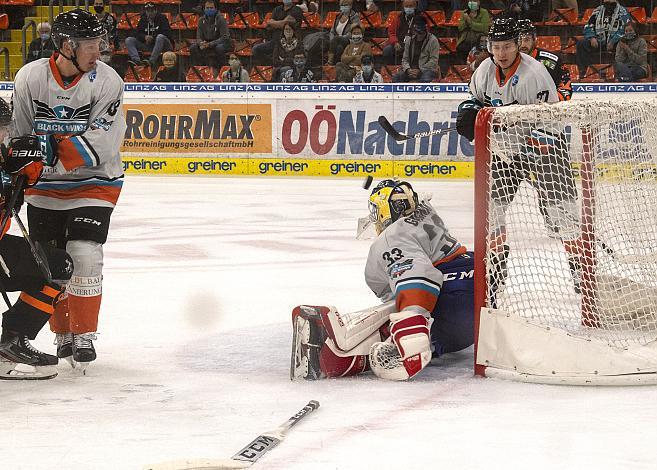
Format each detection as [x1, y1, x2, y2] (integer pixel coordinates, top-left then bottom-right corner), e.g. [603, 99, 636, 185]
[11, 9, 126, 372]
[291, 180, 474, 381]
[456, 17, 582, 306]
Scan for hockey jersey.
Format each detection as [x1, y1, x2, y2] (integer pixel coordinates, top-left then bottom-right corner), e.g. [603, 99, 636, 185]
[364, 202, 466, 318]
[530, 48, 572, 101]
[11, 54, 126, 210]
[468, 52, 559, 107]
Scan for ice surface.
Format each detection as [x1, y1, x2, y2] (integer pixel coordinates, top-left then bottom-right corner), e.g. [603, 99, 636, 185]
[3, 176, 657, 470]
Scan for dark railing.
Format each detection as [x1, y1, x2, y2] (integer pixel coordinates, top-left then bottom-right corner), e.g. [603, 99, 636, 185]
[0, 47, 9, 80]
[21, 20, 36, 65]
[48, 0, 66, 26]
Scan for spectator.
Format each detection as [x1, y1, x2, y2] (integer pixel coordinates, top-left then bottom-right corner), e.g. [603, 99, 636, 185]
[457, 0, 491, 62]
[125, 2, 174, 68]
[222, 53, 250, 82]
[154, 51, 185, 82]
[190, 0, 232, 73]
[93, 0, 118, 49]
[383, 0, 419, 66]
[336, 24, 371, 82]
[576, 0, 629, 80]
[327, 0, 361, 65]
[467, 34, 490, 71]
[614, 21, 648, 82]
[353, 54, 383, 82]
[282, 50, 318, 82]
[252, 0, 304, 65]
[273, 24, 302, 82]
[552, 0, 578, 15]
[393, 16, 439, 82]
[496, 0, 525, 20]
[26, 22, 55, 63]
[297, 0, 318, 13]
[365, 0, 380, 13]
[99, 47, 125, 77]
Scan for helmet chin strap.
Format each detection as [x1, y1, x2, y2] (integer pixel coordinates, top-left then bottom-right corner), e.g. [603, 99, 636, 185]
[58, 42, 85, 74]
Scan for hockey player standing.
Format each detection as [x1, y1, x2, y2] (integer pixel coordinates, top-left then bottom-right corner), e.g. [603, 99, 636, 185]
[10, 9, 126, 372]
[291, 180, 474, 381]
[0, 98, 74, 379]
[517, 19, 572, 101]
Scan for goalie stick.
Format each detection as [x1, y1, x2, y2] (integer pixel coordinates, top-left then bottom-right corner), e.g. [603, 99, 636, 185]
[378, 116, 457, 142]
[143, 400, 320, 470]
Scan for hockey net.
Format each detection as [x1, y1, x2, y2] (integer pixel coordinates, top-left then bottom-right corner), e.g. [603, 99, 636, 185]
[474, 99, 657, 385]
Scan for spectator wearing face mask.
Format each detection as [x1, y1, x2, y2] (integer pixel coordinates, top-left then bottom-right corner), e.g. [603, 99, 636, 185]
[154, 51, 185, 82]
[456, 0, 490, 62]
[93, 0, 118, 49]
[576, 0, 629, 80]
[190, 0, 232, 72]
[99, 47, 124, 77]
[383, 0, 419, 66]
[326, 0, 361, 66]
[353, 54, 383, 83]
[393, 16, 439, 82]
[281, 50, 318, 82]
[252, 0, 304, 66]
[335, 24, 371, 82]
[614, 21, 647, 82]
[222, 53, 250, 82]
[125, 2, 174, 68]
[273, 23, 302, 81]
[467, 33, 490, 71]
[26, 22, 55, 63]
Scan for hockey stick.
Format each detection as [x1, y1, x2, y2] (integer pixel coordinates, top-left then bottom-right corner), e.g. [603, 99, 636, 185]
[378, 116, 457, 142]
[11, 208, 52, 283]
[144, 400, 320, 470]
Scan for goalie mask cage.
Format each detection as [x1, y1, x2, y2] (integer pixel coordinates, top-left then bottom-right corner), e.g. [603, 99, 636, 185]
[473, 99, 657, 385]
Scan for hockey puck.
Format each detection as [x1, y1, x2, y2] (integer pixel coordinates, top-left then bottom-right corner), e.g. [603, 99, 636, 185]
[363, 175, 373, 190]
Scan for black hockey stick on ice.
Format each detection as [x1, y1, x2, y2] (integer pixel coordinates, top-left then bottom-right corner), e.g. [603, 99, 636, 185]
[144, 400, 320, 470]
[378, 115, 457, 142]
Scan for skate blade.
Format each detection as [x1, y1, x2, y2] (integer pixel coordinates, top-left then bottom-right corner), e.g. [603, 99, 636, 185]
[77, 361, 91, 375]
[64, 356, 76, 369]
[0, 360, 57, 380]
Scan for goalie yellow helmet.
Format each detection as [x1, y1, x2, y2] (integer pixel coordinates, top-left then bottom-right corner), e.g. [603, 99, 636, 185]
[368, 179, 419, 235]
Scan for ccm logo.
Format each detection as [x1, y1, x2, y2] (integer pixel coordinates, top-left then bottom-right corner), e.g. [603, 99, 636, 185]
[443, 270, 474, 281]
[73, 217, 102, 226]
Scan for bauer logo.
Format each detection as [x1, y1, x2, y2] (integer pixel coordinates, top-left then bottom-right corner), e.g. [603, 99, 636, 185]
[122, 104, 272, 154]
[281, 106, 473, 158]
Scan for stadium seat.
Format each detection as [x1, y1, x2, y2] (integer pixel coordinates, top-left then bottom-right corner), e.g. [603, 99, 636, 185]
[230, 12, 260, 29]
[301, 12, 321, 29]
[646, 35, 657, 53]
[118, 12, 141, 31]
[561, 36, 583, 55]
[171, 13, 199, 31]
[370, 38, 386, 56]
[563, 63, 580, 81]
[444, 64, 473, 83]
[174, 39, 196, 56]
[186, 66, 217, 82]
[582, 64, 614, 82]
[438, 37, 457, 55]
[250, 66, 273, 82]
[627, 7, 647, 24]
[234, 38, 263, 57]
[321, 11, 340, 29]
[543, 8, 578, 26]
[360, 11, 383, 29]
[217, 66, 230, 81]
[380, 65, 400, 82]
[576, 8, 594, 26]
[255, 12, 273, 29]
[322, 65, 336, 82]
[443, 10, 463, 28]
[2, 0, 34, 4]
[0, 14, 8, 30]
[124, 65, 152, 82]
[383, 11, 400, 29]
[649, 7, 657, 24]
[536, 36, 561, 53]
[425, 11, 446, 28]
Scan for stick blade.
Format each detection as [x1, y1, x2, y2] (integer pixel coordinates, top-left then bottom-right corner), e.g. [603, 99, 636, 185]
[143, 458, 251, 470]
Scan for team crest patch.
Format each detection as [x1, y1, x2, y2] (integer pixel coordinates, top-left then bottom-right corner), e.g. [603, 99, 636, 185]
[89, 70, 97, 82]
[511, 75, 519, 86]
[389, 259, 414, 279]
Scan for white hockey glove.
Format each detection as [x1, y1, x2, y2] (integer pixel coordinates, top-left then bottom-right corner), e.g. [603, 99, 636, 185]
[369, 311, 432, 381]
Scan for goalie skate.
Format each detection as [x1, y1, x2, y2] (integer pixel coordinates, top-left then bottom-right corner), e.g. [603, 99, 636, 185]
[290, 305, 328, 380]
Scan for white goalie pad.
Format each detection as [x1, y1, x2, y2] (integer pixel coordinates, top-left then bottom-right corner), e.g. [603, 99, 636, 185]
[322, 301, 396, 352]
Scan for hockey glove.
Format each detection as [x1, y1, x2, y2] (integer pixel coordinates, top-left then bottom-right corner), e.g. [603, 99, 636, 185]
[456, 107, 479, 142]
[1, 136, 45, 187]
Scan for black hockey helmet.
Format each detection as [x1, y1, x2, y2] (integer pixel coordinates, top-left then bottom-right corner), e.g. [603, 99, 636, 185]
[517, 19, 537, 37]
[52, 8, 107, 51]
[368, 179, 419, 234]
[0, 97, 11, 126]
[488, 18, 519, 43]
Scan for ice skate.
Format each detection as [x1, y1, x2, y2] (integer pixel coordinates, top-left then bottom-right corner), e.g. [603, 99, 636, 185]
[290, 305, 327, 380]
[0, 334, 58, 380]
[55, 332, 75, 368]
[72, 333, 97, 374]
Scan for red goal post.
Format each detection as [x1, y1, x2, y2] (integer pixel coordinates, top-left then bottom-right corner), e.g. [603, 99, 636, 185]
[473, 100, 657, 385]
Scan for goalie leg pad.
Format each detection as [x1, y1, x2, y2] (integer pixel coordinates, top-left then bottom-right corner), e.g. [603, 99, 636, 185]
[320, 301, 395, 352]
[319, 338, 369, 378]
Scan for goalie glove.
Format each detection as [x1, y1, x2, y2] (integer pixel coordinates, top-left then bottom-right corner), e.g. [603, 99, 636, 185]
[369, 311, 432, 381]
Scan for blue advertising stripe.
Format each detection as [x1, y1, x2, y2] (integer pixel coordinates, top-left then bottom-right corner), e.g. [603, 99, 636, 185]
[2, 82, 657, 93]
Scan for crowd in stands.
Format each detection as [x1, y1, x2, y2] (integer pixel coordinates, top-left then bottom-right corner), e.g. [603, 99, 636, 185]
[2, 0, 657, 83]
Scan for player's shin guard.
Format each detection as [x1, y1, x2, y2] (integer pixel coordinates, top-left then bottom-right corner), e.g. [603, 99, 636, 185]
[2, 283, 63, 340]
[65, 240, 103, 334]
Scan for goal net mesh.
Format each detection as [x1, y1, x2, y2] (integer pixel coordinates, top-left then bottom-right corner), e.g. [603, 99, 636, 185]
[481, 99, 657, 349]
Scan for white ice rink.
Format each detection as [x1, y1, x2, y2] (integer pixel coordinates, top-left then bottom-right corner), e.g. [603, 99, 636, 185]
[3, 176, 657, 470]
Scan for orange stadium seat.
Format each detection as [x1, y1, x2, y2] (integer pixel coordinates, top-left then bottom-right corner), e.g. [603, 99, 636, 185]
[255, 12, 273, 29]
[627, 7, 647, 24]
[576, 8, 594, 26]
[646, 35, 657, 53]
[322, 65, 336, 82]
[561, 36, 583, 54]
[124, 65, 152, 82]
[2, 0, 35, 4]
[0, 14, 8, 30]
[443, 65, 473, 83]
[649, 7, 657, 24]
[582, 64, 614, 82]
[536, 36, 561, 53]
[230, 12, 261, 29]
[438, 37, 457, 55]
[118, 12, 141, 30]
[425, 11, 446, 28]
[563, 63, 579, 81]
[250, 66, 273, 82]
[171, 13, 199, 31]
[370, 38, 387, 56]
[301, 12, 321, 29]
[380, 65, 400, 82]
[543, 8, 578, 26]
[360, 11, 383, 29]
[234, 38, 263, 57]
[321, 11, 340, 29]
[443, 10, 462, 28]
[383, 11, 400, 28]
[217, 66, 230, 81]
[186, 66, 217, 82]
